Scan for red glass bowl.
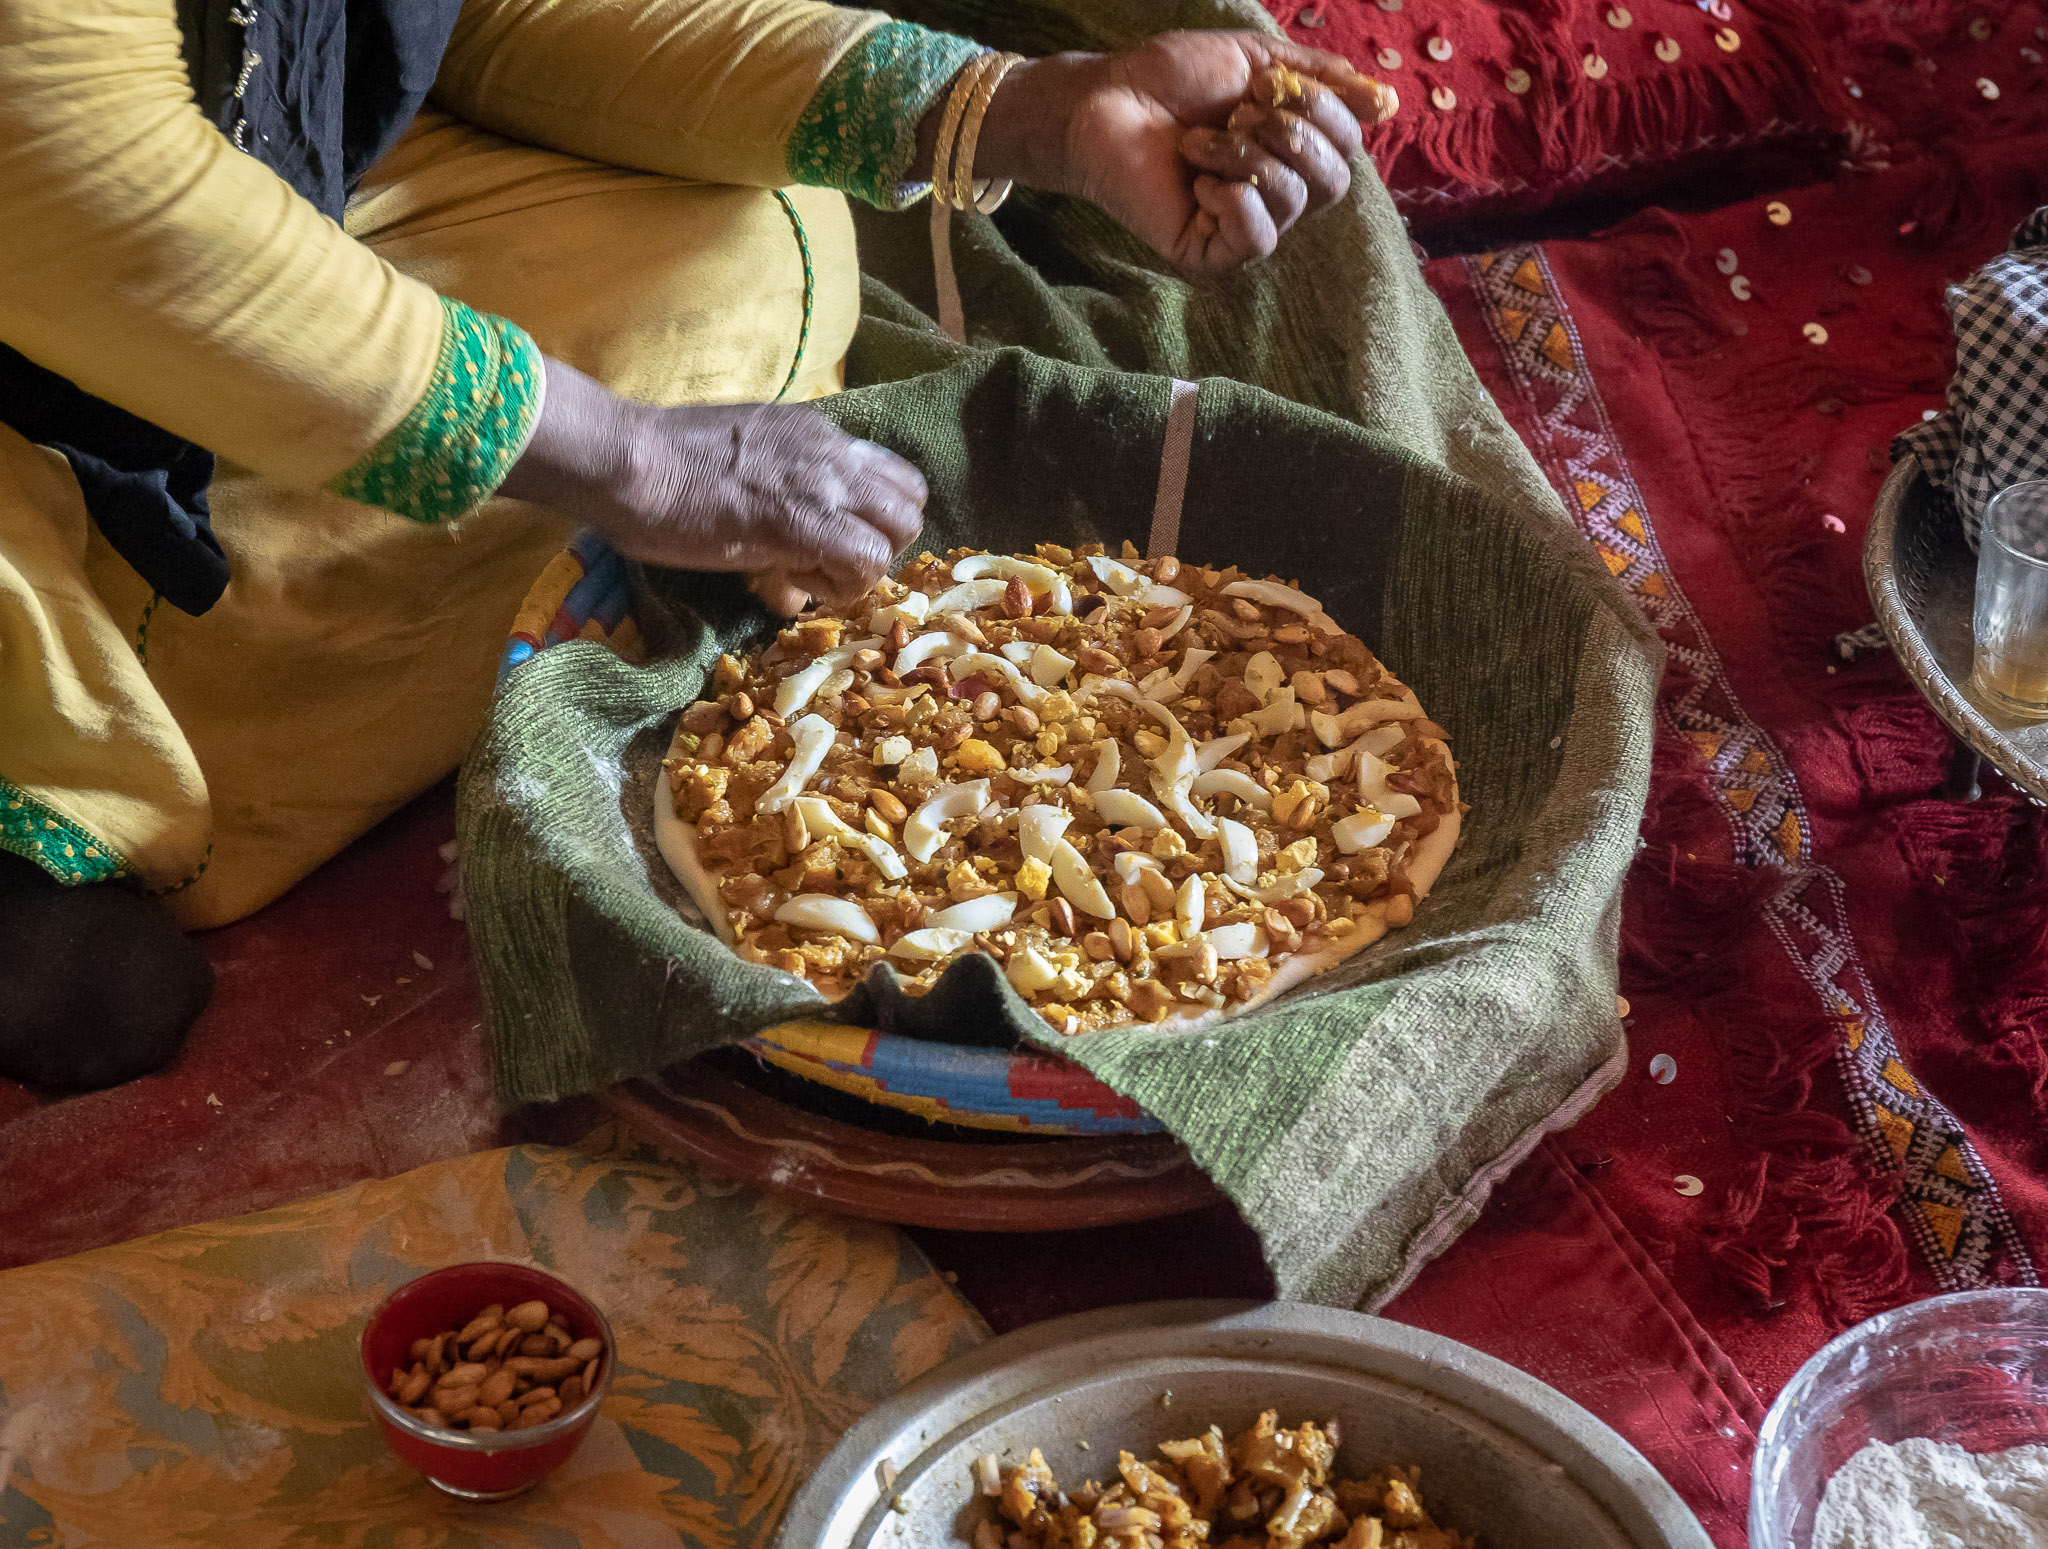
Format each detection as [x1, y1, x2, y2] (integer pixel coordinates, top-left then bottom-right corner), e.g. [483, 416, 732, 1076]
[360, 1262, 617, 1500]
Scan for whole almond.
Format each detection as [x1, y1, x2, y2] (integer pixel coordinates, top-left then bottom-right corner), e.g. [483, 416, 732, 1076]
[462, 1406, 503, 1432]
[1141, 605, 1180, 631]
[1137, 867, 1175, 912]
[432, 1384, 480, 1415]
[428, 1332, 449, 1372]
[417, 1407, 449, 1429]
[398, 1365, 432, 1407]
[938, 612, 987, 646]
[1134, 628, 1164, 659]
[494, 1326, 524, 1358]
[1231, 598, 1262, 622]
[545, 1325, 573, 1355]
[583, 1358, 601, 1389]
[1322, 668, 1359, 696]
[1076, 646, 1121, 676]
[444, 1361, 490, 1387]
[514, 1397, 563, 1430]
[1120, 882, 1151, 926]
[506, 1301, 551, 1333]
[516, 1384, 559, 1407]
[1276, 897, 1316, 928]
[478, 1368, 517, 1408]
[971, 690, 1001, 722]
[409, 1337, 434, 1365]
[497, 1399, 521, 1426]
[1002, 577, 1031, 618]
[1003, 705, 1040, 736]
[1109, 918, 1135, 961]
[868, 789, 907, 825]
[559, 1374, 587, 1407]
[1193, 941, 1220, 983]
[456, 1305, 504, 1345]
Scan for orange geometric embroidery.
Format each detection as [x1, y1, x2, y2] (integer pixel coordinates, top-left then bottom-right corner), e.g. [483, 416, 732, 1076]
[1462, 243, 2037, 1293]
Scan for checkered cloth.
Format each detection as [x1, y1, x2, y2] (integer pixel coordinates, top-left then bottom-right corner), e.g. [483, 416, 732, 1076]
[1896, 206, 2048, 549]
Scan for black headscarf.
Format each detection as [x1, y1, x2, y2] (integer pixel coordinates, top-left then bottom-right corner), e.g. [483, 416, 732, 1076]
[0, 0, 464, 615]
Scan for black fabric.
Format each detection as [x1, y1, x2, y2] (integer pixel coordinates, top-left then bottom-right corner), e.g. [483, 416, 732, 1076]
[0, 0, 464, 616]
[0, 850, 212, 1089]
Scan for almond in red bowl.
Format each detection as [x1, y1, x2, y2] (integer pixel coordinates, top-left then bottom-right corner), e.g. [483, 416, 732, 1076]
[360, 1262, 615, 1500]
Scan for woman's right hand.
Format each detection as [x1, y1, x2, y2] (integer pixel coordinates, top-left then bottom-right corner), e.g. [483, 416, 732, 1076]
[500, 358, 927, 610]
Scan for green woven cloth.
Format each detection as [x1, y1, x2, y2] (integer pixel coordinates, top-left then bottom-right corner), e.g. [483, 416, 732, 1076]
[460, 0, 1661, 1309]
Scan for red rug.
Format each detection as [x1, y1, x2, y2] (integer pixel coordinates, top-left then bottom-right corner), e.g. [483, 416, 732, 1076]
[1424, 131, 2048, 1400]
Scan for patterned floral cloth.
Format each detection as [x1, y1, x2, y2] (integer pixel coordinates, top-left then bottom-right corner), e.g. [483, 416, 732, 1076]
[0, 1124, 986, 1547]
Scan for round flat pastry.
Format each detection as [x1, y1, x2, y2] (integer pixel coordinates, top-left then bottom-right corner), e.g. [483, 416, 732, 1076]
[652, 545, 1463, 1035]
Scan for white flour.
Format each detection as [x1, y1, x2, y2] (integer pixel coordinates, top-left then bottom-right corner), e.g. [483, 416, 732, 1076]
[1814, 1438, 2048, 1549]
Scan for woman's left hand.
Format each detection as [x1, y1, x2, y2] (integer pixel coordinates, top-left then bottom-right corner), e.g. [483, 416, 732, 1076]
[955, 33, 1396, 275]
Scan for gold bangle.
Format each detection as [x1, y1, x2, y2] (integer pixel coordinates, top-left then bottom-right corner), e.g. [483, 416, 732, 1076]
[952, 51, 1024, 214]
[930, 51, 995, 210]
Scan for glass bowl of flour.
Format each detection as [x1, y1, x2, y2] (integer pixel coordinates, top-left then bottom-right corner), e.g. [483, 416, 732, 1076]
[1752, 1288, 2048, 1549]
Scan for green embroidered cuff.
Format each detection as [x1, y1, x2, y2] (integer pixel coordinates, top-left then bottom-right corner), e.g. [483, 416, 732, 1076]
[787, 21, 986, 211]
[2, 781, 129, 885]
[326, 297, 544, 524]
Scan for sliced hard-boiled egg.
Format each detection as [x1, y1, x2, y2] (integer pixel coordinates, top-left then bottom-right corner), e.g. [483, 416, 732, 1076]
[904, 778, 991, 863]
[1191, 769, 1272, 810]
[774, 894, 879, 944]
[889, 927, 973, 961]
[1006, 944, 1061, 994]
[1017, 805, 1073, 863]
[755, 715, 835, 813]
[1244, 651, 1285, 704]
[1197, 732, 1249, 772]
[1094, 789, 1167, 829]
[928, 579, 1008, 616]
[1030, 644, 1076, 687]
[1086, 554, 1148, 597]
[1218, 817, 1259, 884]
[926, 892, 1019, 932]
[1222, 579, 1342, 634]
[1050, 839, 1115, 918]
[1333, 810, 1396, 853]
[1085, 738, 1122, 793]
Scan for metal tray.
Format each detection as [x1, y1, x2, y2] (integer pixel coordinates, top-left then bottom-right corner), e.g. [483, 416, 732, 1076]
[774, 1301, 1712, 1549]
[1866, 461, 2048, 801]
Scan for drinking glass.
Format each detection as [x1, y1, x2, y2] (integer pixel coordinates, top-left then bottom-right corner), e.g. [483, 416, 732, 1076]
[1973, 479, 2048, 719]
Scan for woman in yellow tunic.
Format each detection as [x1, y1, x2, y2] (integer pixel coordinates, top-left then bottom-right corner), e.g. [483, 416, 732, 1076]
[0, 0, 1390, 1087]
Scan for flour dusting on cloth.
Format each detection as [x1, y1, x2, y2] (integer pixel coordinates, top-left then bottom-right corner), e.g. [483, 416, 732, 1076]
[1816, 1438, 2048, 1549]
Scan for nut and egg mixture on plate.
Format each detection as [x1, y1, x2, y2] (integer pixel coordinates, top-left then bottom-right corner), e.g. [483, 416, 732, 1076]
[970, 1412, 1472, 1549]
[653, 544, 1462, 1033]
